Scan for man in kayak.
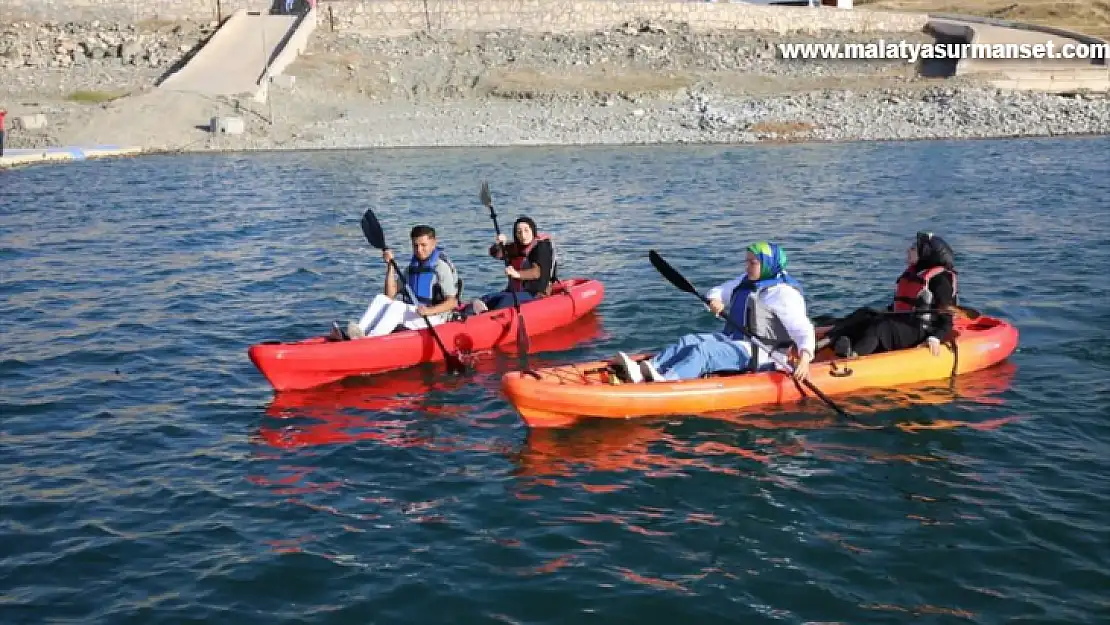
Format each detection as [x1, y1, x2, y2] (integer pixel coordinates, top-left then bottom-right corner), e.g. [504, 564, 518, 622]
[616, 241, 815, 384]
[468, 216, 558, 313]
[820, 231, 958, 358]
[341, 224, 461, 339]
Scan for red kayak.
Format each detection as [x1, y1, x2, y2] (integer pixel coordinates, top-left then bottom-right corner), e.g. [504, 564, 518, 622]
[248, 277, 605, 391]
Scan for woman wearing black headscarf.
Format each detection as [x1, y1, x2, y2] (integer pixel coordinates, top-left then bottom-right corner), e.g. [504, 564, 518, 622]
[469, 215, 559, 313]
[824, 231, 959, 358]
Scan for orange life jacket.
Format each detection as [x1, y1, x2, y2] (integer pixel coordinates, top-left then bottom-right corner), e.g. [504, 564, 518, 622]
[893, 265, 958, 313]
[508, 234, 555, 294]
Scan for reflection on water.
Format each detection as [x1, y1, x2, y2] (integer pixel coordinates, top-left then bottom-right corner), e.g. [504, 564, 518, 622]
[4, 139, 1109, 625]
[256, 349, 1022, 471]
[255, 314, 609, 450]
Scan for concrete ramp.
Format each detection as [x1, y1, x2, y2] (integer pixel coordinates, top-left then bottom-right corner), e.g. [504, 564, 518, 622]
[158, 8, 316, 102]
[924, 14, 1110, 93]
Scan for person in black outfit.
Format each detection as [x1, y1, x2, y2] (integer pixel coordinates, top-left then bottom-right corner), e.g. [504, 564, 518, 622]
[469, 216, 558, 313]
[824, 231, 959, 358]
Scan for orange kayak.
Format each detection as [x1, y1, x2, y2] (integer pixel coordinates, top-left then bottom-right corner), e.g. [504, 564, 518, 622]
[500, 314, 1020, 428]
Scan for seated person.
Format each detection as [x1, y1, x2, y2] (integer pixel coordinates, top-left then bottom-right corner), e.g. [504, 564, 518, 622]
[339, 225, 461, 339]
[616, 241, 814, 384]
[822, 231, 958, 358]
[469, 216, 558, 313]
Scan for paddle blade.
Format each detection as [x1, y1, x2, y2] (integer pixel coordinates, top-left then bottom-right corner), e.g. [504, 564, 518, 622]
[360, 209, 386, 250]
[648, 250, 700, 297]
[516, 312, 530, 354]
[479, 181, 492, 208]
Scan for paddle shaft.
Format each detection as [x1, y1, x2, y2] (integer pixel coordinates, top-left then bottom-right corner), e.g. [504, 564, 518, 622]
[479, 182, 531, 359]
[385, 256, 462, 367]
[699, 295, 852, 420]
[647, 250, 852, 421]
[358, 208, 464, 372]
[488, 209, 523, 311]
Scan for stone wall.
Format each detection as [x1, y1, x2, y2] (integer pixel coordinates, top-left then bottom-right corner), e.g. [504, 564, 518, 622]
[3, 0, 928, 35]
[1, 0, 264, 23]
[314, 0, 929, 36]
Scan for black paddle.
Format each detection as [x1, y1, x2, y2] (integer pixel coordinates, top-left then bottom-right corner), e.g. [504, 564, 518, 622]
[479, 181, 530, 356]
[647, 249, 854, 422]
[359, 209, 468, 375]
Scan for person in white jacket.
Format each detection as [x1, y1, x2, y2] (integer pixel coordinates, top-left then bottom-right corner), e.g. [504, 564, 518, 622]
[618, 241, 815, 384]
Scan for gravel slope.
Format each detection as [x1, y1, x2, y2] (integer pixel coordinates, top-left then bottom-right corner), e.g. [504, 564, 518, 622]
[1, 19, 1108, 152]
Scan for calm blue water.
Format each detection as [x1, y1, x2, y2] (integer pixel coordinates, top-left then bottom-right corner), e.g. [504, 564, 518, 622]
[3, 137, 1109, 624]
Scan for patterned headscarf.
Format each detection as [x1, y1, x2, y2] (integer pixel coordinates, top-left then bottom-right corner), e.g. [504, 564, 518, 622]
[746, 241, 788, 280]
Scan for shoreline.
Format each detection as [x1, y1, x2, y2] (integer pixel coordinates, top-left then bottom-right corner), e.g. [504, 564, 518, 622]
[3, 19, 1110, 166]
[6, 114, 1109, 171]
[139, 127, 1110, 155]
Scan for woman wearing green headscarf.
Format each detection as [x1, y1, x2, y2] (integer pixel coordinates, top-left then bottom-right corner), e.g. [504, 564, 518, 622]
[617, 241, 816, 384]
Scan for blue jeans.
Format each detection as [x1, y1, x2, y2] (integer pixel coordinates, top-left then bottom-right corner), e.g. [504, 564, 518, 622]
[482, 290, 535, 310]
[648, 332, 777, 381]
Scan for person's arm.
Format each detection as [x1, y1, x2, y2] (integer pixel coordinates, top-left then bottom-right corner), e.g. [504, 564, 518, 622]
[383, 250, 400, 299]
[706, 276, 743, 313]
[515, 241, 553, 285]
[925, 272, 957, 342]
[765, 286, 816, 358]
[490, 235, 514, 260]
[419, 260, 459, 315]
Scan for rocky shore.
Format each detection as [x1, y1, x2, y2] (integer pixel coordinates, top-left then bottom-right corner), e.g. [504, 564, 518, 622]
[2, 17, 1109, 153]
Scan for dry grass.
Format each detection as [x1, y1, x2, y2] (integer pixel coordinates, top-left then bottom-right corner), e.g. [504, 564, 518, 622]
[858, 0, 1110, 39]
[711, 66, 921, 96]
[485, 67, 695, 98]
[135, 18, 185, 33]
[66, 90, 130, 104]
[749, 120, 816, 136]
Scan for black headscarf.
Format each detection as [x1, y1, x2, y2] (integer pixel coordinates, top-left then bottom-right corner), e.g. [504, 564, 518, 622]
[513, 216, 539, 246]
[915, 231, 956, 272]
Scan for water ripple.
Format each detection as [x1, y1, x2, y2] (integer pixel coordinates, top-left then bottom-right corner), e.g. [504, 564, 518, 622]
[2, 138, 1109, 623]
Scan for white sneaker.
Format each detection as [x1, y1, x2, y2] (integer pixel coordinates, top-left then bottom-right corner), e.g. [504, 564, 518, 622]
[616, 351, 643, 383]
[347, 320, 366, 340]
[470, 298, 488, 314]
[640, 359, 666, 382]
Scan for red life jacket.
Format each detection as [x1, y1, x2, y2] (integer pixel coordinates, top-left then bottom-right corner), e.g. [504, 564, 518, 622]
[508, 233, 554, 293]
[893, 265, 957, 312]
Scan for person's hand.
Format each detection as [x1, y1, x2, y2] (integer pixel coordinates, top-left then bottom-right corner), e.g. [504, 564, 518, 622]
[496, 234, 508, 246]
[707, 298, 725, 317]
[927, 336, 942, 357]
[415, 305, 430, 316]
[505, 266, 520, 279]
[792, 350, 813, 383]
[382, 248, 394, 264]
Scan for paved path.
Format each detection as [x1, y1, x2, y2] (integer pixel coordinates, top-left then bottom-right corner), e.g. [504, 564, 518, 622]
[159, 12, 300, 98]
[927, 16, 1109, 91]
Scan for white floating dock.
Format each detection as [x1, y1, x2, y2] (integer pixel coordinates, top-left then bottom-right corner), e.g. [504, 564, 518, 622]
[0, 146, 144, 170]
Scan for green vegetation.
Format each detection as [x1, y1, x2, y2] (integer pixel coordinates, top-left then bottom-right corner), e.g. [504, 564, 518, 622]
[66, 90, 129, 104]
